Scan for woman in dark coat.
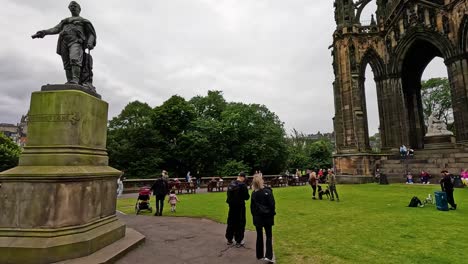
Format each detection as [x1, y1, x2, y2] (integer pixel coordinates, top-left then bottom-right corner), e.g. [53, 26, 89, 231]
[250, 175, 276, 263]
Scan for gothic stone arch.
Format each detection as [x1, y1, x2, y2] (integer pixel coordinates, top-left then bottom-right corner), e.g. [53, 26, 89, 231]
[332, 0, 468, 178]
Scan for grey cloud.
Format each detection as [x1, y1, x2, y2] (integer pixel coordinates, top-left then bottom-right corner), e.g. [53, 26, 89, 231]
[1, 0, 447, 135]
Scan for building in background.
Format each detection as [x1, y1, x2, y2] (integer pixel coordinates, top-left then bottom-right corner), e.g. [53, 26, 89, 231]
[0, 114, 28, 147]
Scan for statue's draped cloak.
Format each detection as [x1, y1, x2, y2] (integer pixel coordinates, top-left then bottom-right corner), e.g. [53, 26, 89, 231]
[56, 16, 97, 56]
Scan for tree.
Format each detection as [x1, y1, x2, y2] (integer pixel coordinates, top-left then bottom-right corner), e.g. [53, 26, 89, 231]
[219, 102, 288, 175]
[285, 131, 333, 171]
[107, 91, 289, 178]
[217, 160, 250, 177]
[0, 133, 21, 172]
[107, 101, 164, 177]
[421, 78, 453, 128]
[369, 132, 381, 153]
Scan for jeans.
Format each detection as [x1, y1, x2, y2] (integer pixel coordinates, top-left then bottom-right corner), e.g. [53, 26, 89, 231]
[225, 206, 246, 243]
[255, 225, 273, 260]
[330, 185, 339, 200]
[155, 195, 165, 215]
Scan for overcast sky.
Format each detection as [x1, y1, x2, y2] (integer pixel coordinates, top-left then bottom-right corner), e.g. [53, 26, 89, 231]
[0, 0, 447, 135]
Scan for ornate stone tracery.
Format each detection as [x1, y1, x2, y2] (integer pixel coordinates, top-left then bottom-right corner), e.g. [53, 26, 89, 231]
[332, 0, 468, 177]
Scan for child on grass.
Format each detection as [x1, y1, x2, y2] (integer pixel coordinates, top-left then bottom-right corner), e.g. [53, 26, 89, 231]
[168, 190, 180, 213]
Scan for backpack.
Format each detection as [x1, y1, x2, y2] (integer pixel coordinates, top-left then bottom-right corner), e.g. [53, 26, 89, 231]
[226, 181, 244, 205]
[253, 188, 276, 216]
[408, 196, 422, 207]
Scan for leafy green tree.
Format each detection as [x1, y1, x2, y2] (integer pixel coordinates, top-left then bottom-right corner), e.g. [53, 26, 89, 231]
[152, 96, 197, 177]
[220, 103, 288, 174]
[217, 160, 250, 176]
[190, 90, 227, 119]
[421, 78, 453, 128]
[107, 91, 289, 178]
[285, 130, 333, 171]
[0, 133, 21, 172]
[107, 101, 164, 177]
[369, 132, 381, 153]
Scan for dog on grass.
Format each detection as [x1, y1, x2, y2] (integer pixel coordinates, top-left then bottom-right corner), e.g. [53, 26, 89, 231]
[317, 185, 330, 200]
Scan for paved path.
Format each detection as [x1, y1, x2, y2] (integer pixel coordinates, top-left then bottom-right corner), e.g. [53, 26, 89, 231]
[116, 214, 267, 264]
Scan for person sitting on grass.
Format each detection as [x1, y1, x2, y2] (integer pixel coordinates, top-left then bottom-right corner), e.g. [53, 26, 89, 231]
[405, 172, 414, 184]
[419, 170, 430, 184]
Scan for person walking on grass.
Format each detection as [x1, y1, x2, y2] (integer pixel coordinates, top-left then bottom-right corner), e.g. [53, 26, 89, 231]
[225, 172, 250, 248]
[309, 171, 318, 199]
[440, 170, 457, 210]
[168, 190, 180, 213]
[327, 169, 340, 202]
[150, 170, 169, 216]
[251, 175, 276, 263]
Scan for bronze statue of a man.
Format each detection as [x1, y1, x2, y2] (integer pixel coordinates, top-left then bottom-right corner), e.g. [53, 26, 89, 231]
[32, 1, 96, 89]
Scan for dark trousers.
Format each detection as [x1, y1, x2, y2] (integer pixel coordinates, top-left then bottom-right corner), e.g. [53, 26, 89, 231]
[446, 190, 456, 208]
[225, 206, 246, 243]
[330, 185, 339, 200]
[255, 225, 273, 260]
[311, 185, 317, 198]
[155, 194, 165, 215]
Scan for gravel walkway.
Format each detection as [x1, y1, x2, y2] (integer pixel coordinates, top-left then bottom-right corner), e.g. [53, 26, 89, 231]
[116, 214, 272, 264]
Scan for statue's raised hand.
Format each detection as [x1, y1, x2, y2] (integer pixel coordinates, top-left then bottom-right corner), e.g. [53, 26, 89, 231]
[31, 31, 46, 39]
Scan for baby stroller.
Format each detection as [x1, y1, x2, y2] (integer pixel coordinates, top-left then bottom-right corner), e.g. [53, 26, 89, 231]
[135, 186, 152, 215]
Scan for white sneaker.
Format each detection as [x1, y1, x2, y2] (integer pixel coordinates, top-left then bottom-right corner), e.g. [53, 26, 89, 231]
[263, 258, 274, 263]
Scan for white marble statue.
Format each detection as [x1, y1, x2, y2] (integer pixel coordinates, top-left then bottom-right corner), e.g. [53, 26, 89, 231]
[425, 113, 453, 137]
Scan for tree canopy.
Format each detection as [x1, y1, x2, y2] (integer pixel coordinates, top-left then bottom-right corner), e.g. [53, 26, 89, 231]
[0, 133, 21, 172]
[108, 91, 334, 178]
[107, 91, 293, 178]
[421, 77, 453, 128]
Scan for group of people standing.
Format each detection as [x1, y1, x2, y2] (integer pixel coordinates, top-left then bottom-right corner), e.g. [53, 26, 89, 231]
[308, 169, 339, 201]
[225, 172, 276, 263]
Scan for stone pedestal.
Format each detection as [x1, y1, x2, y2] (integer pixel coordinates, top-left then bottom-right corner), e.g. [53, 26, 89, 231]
[0, 88, 125, 264]
[333, 153, 388, 183]
[424, 135, 456, 149]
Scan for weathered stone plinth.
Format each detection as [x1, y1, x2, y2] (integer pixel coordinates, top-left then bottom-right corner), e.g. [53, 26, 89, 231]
[0, 88, 125, 264]
[424, 135, 456, 149]
[333, 153, 388, 183]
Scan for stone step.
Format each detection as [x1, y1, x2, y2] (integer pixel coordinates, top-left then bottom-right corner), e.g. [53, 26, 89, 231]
[56, 228, 145, 264]
[456, 157, 468, 163]
[380, 160, 401, 164]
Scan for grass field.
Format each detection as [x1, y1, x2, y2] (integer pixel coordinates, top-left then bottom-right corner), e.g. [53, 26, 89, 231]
[117, 184, 467, 264]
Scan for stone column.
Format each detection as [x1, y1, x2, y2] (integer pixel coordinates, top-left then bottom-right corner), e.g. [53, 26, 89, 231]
[353, 74, 371, 151]
[0, 88, 125, 264]
[379, 76, 409, 150]
[446, 56, 468, 142]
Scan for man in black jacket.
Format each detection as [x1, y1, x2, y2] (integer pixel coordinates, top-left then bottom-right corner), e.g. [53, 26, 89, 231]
[440, 170, 457, 210]
[151, 170, 169, 216]
[225, 172, 250, 247]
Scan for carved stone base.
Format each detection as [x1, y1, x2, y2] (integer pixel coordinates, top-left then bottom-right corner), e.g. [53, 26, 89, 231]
[424, 135, 456, 149]
[0, 90, 124, 263]
[333, 153, 388, 180]
[0, 216, 125, 264]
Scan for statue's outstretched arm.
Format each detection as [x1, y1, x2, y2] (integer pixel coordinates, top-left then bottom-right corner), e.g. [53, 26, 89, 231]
[32, 22, 62, 39]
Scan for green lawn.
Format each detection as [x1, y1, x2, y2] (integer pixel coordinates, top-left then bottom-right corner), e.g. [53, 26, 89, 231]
[117, 184, 468, 264]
